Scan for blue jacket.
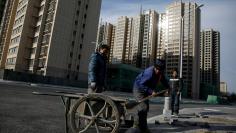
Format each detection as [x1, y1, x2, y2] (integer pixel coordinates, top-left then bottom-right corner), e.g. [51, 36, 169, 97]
[134, 66, 169, 95]
[88, 52, 107, 86]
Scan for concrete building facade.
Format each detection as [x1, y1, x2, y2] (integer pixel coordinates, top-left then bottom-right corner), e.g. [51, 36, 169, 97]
[200, 29, 220, 92]
[1, 0, 102, 81]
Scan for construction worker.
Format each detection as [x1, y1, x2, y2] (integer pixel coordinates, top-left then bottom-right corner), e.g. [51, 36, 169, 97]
[132, 59, 170, 132]
[88, 44, 109, 93]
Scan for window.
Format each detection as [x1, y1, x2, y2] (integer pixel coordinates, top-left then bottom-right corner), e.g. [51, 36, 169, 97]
[39, 5, 44, 12]
[68, 64, 71, 68]
[8, 47, 18, 54]
[48, 2, 56, 11]
[75, 75, 78, 80]
[6, 57, 16, 65]
[16, 5, 26, 17]
[46, 12, 54, 22]
[73, 31, 76, 36]
[38, 58, 46, 67]
[33, 36, 38, 43]
[10, 36, 21, 45]
[37, 15, 42, 22]
[42, 35, 50, 43]
[70, 52, 73, 57]
[44, 23, 52, 32]
[12, 25, 22, 35]
[30, 48, 36, 54]
[76, 10, 79, 15]
[75, 20, 78, 25]
[28, 59, 34, 67]
[14, 15, 24, 26]
[35, 26, 40, 33]
[18, 0, 27, 8]
[40, 46, 48, 55]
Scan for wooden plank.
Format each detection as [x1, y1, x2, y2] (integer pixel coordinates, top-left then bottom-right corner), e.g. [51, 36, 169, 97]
[32, 91, 85, 98]
[32, 91, 128, 102]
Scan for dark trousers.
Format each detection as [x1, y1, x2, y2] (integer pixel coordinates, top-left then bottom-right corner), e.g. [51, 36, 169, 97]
[133, 88, 149, 131]
[171, 92, 180, 114]
[85, 84, 104, 117]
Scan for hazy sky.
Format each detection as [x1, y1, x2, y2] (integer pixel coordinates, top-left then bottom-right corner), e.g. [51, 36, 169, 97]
[100, 0, 236, 93]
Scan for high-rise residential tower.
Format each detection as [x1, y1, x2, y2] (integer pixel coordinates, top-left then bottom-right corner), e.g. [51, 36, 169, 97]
[2, 0, 101, 81]
[200, 29, 220, 92]
[166, 2, 201, 98]
[157, 13, 167, 60]
[130, 14, 144, 67]
[141, 10, 158, 68]
[112, 16, 133, 64]
[0, 0, 19, 68]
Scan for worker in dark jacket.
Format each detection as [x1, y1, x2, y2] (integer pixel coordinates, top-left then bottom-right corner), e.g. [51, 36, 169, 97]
[88, 44, 109, 93]
[170, 68, 183, 115]
[132, 59, 170, 132]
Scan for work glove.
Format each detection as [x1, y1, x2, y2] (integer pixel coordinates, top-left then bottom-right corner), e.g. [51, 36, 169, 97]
[164, 90, 169, 97]
[152, 91, 158, 97]
[90, 82, 96, 90]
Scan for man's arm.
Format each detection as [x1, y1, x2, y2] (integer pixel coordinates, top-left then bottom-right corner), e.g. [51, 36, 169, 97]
[88, 54, 97, 82]
[139, 69, 153, 95]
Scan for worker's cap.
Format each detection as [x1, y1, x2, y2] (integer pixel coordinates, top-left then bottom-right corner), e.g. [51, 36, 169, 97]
[154, 59, 165, 70]
[99, 44, 110, 50]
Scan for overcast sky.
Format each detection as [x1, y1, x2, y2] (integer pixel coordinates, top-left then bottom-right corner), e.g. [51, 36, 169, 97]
[100, 0, 236, 93]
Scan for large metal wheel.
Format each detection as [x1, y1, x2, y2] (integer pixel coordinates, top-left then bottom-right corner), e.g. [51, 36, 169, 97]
[70, 94, 120, 133]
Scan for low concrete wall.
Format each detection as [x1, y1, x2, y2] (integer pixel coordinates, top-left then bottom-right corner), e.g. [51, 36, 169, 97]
[0, 69, 87, 88]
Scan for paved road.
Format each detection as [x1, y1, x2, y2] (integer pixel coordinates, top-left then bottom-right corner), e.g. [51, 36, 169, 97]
[0, 81, 235, 133]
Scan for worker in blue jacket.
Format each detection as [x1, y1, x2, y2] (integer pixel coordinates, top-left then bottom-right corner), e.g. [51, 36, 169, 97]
[88, 44, 109, 93]
[133, 59, 170, 132]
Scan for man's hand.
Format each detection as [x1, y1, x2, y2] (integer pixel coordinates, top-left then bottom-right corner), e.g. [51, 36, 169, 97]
[177, 91, 180, 95]
[164, 90, 169, 97]
[152, 91, 158, 97]
[90, 82, 96, 90]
